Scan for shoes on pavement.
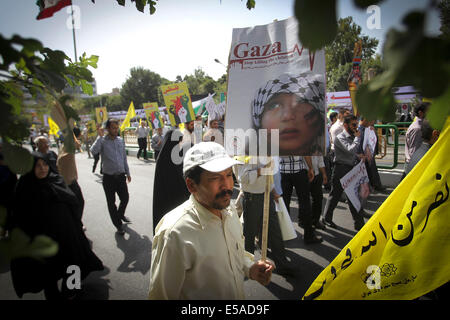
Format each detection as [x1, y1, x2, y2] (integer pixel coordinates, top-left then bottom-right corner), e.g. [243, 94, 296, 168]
[354, 220, 365, 231]
[116, 226, 125, 235]
[304, 233, 323, 245]
[274, 264, 298, 277]
[121, 216, 131, 223]
[322, 217, 337, 229]
[313, 220, 326, 230]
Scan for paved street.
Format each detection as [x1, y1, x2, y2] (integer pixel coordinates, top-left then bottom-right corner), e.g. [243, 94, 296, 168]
[0, 149, 392, 300]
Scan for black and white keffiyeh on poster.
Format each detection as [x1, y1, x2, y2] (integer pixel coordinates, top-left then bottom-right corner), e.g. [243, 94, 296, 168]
[225, 17, 327, 157]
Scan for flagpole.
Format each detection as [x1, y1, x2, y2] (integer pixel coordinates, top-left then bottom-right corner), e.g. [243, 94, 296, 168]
[71, 2, 78, 62]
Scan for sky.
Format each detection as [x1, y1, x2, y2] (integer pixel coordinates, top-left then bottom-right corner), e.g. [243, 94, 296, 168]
[0, 0, 441, 95]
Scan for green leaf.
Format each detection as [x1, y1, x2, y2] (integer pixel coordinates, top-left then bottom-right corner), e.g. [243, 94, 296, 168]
[26, 235, 59, 260]
[295, 0, 338, 51]
[149, 0, 157, 14]
[355, 83, 397, 122]
[0, 228, 58, 262]
[246, 0, 256, 10]
[80, 79, 94, 96]
[427, 85, 450, 131]
[1, 142, 33, 175]
[117, 0, 125, 6]
[134, 0, 146, 12]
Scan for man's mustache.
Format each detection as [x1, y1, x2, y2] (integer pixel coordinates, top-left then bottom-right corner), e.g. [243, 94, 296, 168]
[215, 190, 233, 199]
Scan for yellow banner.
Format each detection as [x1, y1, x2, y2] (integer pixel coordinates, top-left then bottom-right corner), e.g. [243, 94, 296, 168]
[87, 120, 97, 138]
[48, 117, 60, 137]
[161, 82, 195, 126]
[143, 102, 164, 129]
[95, 106, 108, 124]
[120, 101, 137, 131]
[303, 117, 450, 300]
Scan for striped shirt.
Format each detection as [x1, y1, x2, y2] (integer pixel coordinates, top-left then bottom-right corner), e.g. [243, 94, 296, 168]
[279, 156, 308, 173]
[90, 135, 130, 176]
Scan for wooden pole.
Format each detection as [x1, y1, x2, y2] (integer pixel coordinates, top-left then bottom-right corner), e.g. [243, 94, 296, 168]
[260, 158, 273, 262]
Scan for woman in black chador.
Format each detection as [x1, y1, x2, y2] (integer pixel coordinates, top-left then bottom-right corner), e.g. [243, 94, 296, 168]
[10, 152, 103, 300]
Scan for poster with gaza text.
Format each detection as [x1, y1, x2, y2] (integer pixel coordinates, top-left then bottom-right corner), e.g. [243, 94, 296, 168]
[225, 17, 326, 156]
[161, 82, 195, 126]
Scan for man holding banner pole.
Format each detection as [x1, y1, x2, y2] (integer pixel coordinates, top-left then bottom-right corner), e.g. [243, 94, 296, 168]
[149, 142, 274, 299]
[322, 114, 366, 231]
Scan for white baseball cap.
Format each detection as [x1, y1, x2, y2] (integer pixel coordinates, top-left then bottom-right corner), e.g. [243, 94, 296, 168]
[183, 142, 242, 174]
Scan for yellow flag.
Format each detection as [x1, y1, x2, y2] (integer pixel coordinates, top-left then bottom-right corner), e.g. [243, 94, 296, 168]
[48, 117, 60, 138]
[303, 117, 450, 300]
[120, 101, 137, 131]
[95, 106, 108, 124]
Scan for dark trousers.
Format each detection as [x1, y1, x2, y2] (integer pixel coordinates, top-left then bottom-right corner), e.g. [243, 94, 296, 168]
[366, 157, 382, 189]
[281, 170, 314, 239]
[93, 153, 102, 173]
[137, 137, 147, 159]
[242, 192, 288, 267]
[68, 180, 84, 222]
[102, 174, 129, 229]
[299, 174, 323, 225]
[323, 163, 364, 225]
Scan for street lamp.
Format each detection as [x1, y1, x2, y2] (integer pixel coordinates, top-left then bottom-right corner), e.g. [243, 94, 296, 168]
[214, 58, 227, 68]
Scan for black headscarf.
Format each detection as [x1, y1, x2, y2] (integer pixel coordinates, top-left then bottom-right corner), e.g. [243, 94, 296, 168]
[11, 152, 103, 298]
[152, 129, 191, 233]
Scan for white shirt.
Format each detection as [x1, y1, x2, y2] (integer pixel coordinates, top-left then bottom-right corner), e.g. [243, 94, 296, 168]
[237, 161, 275, 194]
[311, 156, 325, 176]
[136, 126, 150, 138]
[203, 128, 224, 146]
[180, 130, 192, 146]
[329, 120, 344, 151]
[149, 195, 254, 300]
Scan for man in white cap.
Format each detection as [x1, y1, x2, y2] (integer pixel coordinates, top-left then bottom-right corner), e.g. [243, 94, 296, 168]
[149, 142, 274, 300]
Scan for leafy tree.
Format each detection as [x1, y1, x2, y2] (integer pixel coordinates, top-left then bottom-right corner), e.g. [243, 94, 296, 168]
[0, 34, 97, 261]
[293, 0, 449, 128]
[438, 0, 450, 40]
[120, 67, 168, 109]
[325, 17, 380, 91]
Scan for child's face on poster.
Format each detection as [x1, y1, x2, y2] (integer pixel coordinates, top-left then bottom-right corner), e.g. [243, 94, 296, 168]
[261, 93, 320, 155]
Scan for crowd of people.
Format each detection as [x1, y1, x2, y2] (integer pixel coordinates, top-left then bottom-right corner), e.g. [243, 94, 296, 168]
[0, 100, 442, 300]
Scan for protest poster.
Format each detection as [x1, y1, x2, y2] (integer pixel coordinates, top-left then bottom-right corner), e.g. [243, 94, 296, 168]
[340, 160, 370, 212]
[143, 102, 164, 129]
[161, 82, 195, 126]
[303, 117, 450, 300]
[363, 127, 378, 159]
[95, 106, 108, 124]
[87, 120, 97, 138]
[225, 16, 326, 157]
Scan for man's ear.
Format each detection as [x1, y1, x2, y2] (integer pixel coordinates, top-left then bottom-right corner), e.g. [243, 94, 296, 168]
[185, 177, 197, 194]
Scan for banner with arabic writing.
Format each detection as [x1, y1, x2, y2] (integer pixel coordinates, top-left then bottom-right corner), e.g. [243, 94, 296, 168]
[160, 82, 195, 126]
[143, 102, 164, 129]
[303, 117, 450, 300]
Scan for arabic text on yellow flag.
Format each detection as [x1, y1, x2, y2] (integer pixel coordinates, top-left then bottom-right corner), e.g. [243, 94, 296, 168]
[95, 106, 108, 124]
[303, 117, 450, 300]
[160, 82, 195, 126]
[48, 117, 60, 138]
[120, 101, 136, 131]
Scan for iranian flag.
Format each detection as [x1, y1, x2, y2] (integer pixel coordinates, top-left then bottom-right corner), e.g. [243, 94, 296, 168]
[36, 0, 72, 20]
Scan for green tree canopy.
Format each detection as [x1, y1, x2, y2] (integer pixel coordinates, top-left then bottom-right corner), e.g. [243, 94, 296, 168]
[325, 17, 380, 92]
[120, 66, 168, 109]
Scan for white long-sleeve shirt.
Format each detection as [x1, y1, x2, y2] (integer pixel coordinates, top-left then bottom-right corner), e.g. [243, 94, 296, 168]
[149, 195, 254, 300]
